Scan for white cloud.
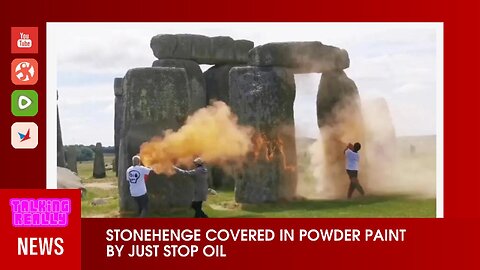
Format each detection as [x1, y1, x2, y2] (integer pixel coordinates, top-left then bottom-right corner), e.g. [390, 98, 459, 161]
[394, 83, 431, 94]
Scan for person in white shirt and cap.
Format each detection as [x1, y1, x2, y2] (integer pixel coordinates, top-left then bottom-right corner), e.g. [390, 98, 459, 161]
[345, 142, 365, 199]
[173, 157, 209, 218]
[126, 155, 152, 217]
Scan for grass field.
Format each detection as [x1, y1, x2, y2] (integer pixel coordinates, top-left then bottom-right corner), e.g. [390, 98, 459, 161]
[147, 191, 435, 218]
[80, 137, 436, 218]
[79, 154, 120, 218]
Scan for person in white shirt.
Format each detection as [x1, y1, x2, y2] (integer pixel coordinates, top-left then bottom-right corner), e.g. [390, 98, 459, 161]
[345, 142, 365, 199]
[126, 155, 152, 217]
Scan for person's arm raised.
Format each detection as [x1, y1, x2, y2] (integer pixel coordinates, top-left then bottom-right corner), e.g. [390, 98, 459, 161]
[345, 143, 353, 152]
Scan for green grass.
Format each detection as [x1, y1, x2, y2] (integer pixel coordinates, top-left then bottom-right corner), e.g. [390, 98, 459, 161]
[148, 190, 435, 218]
[80, 152, 436, 218]
[79, 154, 120, 217]
[81, 187, 120, 217]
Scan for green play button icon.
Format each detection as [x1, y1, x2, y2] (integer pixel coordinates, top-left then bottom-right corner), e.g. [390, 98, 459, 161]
[12, 90, 38, 116]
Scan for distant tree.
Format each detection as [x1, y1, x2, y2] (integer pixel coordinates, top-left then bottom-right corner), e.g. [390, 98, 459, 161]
[102, 146, 115, 154]
[63, 144, 114, 160]
[77, 145, 94, 161]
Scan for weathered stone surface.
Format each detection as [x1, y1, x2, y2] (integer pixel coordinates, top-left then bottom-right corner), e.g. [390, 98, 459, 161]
[114, 77, 123, 96]
[316, 70, 364, 198]
[114, 77, 124, 176]
[234, 40, 254, 63]
[66, 146, 78, 173]
[152, 59, 206, 113]
[118, 139, 135, 212]
[229, 66, 297, 203]
[316, 71, 360, 127]
[191, 35, 211, 62]
[57, 105, 66, 168]
[204, 64, 238, 188]
[204, 63, 249, 190]
[57, 167, 85, 197]
[118, 67, 194, 213]
[210, 166, 235, 189]
[204, 65, 235, 104]
[248, 42, 349, 73]
[211, 36, 234, 63]
[112, 157, 116, 173]
[93, 142, 106, 178]
[150, 34, 253, 64]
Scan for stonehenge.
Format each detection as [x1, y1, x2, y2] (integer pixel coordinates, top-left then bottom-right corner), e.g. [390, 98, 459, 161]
[115, 33, 370, 210]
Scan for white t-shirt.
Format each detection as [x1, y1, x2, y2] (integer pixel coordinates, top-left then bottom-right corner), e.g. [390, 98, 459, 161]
[126, 165, 152, 197]
[345, 149, 359, 171]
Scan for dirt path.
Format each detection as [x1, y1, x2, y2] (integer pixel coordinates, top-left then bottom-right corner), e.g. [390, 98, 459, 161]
[84, 182, 116, 189]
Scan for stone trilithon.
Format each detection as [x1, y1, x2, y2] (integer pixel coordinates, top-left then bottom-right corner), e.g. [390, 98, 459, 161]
[114, 34, 381, 212]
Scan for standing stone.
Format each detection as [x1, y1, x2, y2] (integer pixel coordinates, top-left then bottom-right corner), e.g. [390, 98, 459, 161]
[204, 64, 238, 189]
[248, 42, 349, 73]
[112, 157, 116, 173]
[66, 146, 78, 173]
[317, 71, 361, 127]
[57, 94, 66, 167]
[204, 65, 235, 104]
[118, 67, 194, 213]
[152, 59, 206, 114]
[316, 70, 364, 198]
[93, 142, 106, 178]
[118, 139, 134, 212]
[210, 167, 235, 189]
[230, 66, 297, 203]
[114, 77, 124, 176]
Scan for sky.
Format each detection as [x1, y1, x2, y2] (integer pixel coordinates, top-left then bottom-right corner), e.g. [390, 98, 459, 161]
[49, 23, 441, 146]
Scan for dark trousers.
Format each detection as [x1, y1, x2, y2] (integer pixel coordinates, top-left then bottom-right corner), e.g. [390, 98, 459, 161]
[346, 170, 365, 199]
[133, 194, 149, 217]
[191, 201, 208, 218]
[348, 181, 365, 198]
